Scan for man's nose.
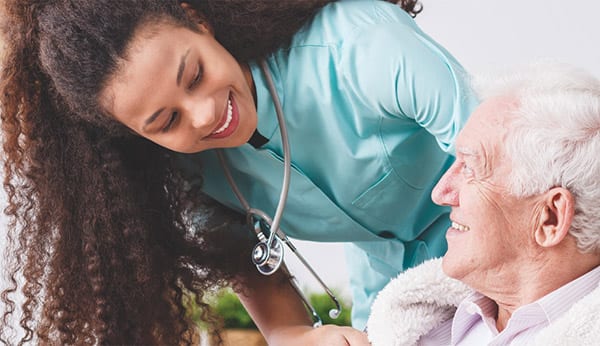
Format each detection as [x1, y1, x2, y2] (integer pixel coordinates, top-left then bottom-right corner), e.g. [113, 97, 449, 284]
[431, 170, 459, 207]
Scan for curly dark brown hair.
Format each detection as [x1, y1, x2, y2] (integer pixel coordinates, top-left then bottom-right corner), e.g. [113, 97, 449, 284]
[0, 0, 421, 344]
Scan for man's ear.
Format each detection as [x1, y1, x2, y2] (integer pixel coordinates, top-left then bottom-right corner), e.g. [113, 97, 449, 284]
[180, 2, 214, 35]
[534, 187, 574, 247]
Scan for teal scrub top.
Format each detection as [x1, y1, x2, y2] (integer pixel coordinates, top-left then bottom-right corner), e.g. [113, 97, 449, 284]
[177, 0, 478, 329]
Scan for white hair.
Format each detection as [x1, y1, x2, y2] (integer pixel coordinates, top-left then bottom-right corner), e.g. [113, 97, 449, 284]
[472, 61, 600, 253]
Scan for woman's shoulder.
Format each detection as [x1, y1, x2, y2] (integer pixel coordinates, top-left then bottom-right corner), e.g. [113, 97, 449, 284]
[291, 0, 417, 47]
[318, 0, 416, 25]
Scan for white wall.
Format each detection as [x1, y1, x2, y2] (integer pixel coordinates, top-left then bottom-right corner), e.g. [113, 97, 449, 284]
[417, 0, 600, 77]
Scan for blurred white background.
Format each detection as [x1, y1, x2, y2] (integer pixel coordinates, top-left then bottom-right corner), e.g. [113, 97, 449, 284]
[1, 0, 599, 305]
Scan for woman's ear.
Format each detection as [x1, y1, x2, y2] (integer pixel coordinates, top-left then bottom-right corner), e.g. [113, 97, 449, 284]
[180, 2, 214, 35]
[534, 187, 575, 248]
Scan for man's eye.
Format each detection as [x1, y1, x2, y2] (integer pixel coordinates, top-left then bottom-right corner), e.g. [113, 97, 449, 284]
[461, 162, 474, 176]
[189, 65, 203, 89]
[162, 112, 178, 133]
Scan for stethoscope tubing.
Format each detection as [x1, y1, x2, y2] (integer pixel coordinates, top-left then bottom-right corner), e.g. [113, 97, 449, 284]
[214, 59, 341, 325]
[259, 59, 291, 250]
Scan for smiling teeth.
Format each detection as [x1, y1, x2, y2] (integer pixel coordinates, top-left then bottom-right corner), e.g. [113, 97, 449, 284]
[213, 99, 233, 134]
[452, 221, 470, 232]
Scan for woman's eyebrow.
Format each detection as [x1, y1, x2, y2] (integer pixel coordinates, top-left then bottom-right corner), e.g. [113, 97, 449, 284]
[143, 107, 166, 130]
[176, 48, 191, 86]
[142, 48, 191, 130]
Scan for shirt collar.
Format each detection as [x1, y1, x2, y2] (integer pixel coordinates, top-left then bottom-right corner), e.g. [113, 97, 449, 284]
[451, 292, 499, 343]
[249, 59, 282, 142]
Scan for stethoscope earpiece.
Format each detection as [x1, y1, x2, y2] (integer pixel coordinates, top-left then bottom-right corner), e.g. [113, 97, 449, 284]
[328, 308, 341, 319]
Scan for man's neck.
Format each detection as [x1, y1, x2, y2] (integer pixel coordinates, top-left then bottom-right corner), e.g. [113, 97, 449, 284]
[481, 252, 600, 331]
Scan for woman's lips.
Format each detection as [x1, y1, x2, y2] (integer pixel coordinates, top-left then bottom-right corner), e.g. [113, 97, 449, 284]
[207, 93, 239, 139]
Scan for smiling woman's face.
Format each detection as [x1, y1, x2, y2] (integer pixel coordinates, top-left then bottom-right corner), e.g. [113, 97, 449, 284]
[101, 20, 258, 153]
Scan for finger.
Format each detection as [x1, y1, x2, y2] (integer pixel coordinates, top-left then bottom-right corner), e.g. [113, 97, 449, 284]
[342, 329, 370, 346]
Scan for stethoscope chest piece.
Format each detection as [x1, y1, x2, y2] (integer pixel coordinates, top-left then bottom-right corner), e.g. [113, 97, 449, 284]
[248, 215, 285, 275]
[252, 235, 284, 276]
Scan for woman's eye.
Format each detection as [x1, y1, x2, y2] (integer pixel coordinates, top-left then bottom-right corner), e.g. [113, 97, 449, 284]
[161, 112, 178, 133]
[189, 65, 203, 89]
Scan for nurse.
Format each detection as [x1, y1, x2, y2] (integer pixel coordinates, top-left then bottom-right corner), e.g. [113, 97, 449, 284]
[175, 0, 476, 332]
[0, 0, 477, 345]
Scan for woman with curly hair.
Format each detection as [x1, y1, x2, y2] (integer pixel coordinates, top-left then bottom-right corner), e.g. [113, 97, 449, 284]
[0, 0, 477, 344]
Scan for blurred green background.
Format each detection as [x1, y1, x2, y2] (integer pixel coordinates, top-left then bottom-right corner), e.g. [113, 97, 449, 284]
[189, 287, 352, 330]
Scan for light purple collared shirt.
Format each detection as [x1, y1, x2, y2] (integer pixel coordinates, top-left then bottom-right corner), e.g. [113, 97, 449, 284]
[419, 265, 600, 345]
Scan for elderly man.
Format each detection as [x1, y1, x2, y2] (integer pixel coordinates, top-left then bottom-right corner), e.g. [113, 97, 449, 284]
[367, 62, 600, 346]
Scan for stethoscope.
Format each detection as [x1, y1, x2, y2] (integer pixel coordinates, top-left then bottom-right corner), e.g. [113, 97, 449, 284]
[216, 60, 341, 327]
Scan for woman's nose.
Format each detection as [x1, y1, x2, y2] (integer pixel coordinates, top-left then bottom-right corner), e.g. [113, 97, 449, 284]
[181, 97, 216, 130]
[431, 169, 459, 207]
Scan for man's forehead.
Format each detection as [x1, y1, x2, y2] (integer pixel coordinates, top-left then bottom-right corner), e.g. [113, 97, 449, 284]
[454, 96, 519, 174]
[459, 96, 517, 139]
[484, 95, 519, 120]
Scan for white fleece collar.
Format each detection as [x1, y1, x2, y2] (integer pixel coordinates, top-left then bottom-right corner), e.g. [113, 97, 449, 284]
[367, 258, 600, 346]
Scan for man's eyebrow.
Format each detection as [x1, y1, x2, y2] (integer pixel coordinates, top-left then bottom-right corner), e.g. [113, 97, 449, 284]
[176, 48, 191, 86]
[143, 107, 166, 130]
[457, 146, 478, 158]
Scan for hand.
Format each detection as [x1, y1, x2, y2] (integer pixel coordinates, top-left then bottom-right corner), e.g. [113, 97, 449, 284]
[267, 324, 370, 346]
